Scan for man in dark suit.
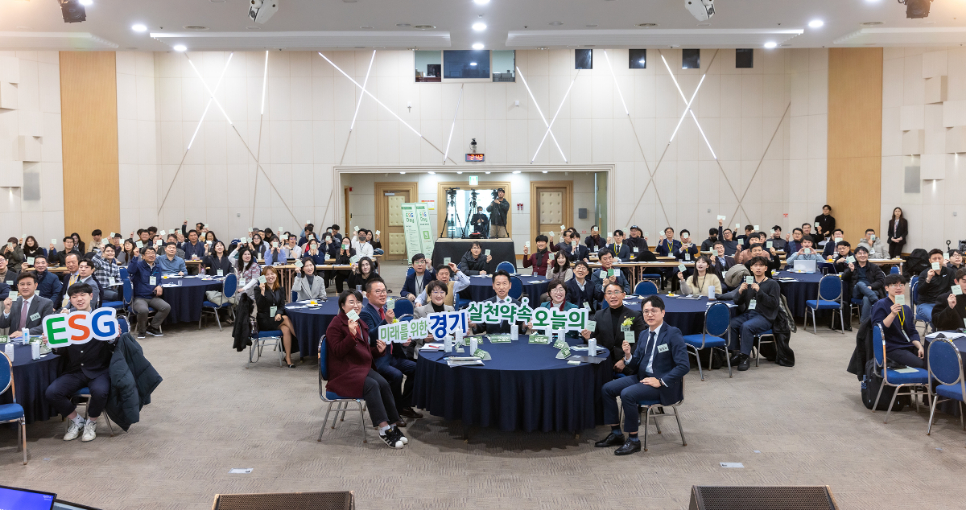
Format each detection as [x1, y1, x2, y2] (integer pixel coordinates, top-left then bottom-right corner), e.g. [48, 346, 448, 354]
[709, 241, 737, 285]
[44, 282, 116, 442]
[558, 230, 590, 263]
[728, 256, 782, 371]
[32, 255, 62, 301]
[400, 253, 436, 302]
[932, 267, 966, 331]
[585, 225, 606, 251]
[602, 229, 632, 262]
[472, 270, 526, 335]
[566, 261, 598, 309]
[626, 226, 650, 261]
[360, 278, 421, 422]
[0, 272, 55, 338]
[595, 295, 689, 455]
[54, 252, 81, 310]
[0, 254, 19, 289]
[580, 281, 645, 371]
[590, 251, 630, 295]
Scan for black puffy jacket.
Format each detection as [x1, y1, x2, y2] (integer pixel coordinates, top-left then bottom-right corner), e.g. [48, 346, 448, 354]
[105, 333, 163, 431]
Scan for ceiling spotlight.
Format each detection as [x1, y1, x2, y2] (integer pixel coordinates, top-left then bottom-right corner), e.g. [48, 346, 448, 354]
[512, 170, 521, 174]
[173, 44, 187, 52]
[473, 22, 486, 31]
[428, 171, 436, 175]
[763, 41, 777, 49]
[808, 19, 824, 28]
[248, 0, 279, 24]
[472, 42, 484, 50]
[900, 0, 932, 19]
[473, 0, 490, 4]
[131, 23, 147, 32]
[470, 62, 478, 66]
[457, 171, 463, 174]
[684, 0, 714, 22]
[79, 0, 92, 5]
[400, 172, 406, 175]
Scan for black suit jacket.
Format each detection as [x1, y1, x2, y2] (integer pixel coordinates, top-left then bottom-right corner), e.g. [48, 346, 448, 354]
[887, 218, 908, 246]
[591, 306, 646, 363]
[623, 324, 690, 405]
[0, 295, 54, 335]
[565, 278, 597, 310]
[472, 296, 524, 335]
[602, 243, 632, 262]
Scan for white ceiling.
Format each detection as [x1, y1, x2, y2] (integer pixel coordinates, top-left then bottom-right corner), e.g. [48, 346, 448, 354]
[2, 0, 966, 51]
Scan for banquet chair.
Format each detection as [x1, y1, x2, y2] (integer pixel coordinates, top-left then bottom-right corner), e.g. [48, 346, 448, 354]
[910, 278, 933, 336]
[682, 302, 732, 380]
[871, 323, 930, 423]
[72, 388, 116, 437]
[496, 261, 516, 274]
[199, 273, 237, 331]
[636, 378, 687, 452]
[751, 330, 775, 368]
[119, 267, 128, 281]
[890, 266, 900, 275]
[317, 337, 368, 443]
[926, 337, 966, 436]
[249, 324, 284, 368]
[509, 276, 523, 300]
[804, 275, 845, 334]
[0, 351, 27, 464]
[407, 267, 415, 277]
[123, 279, 162, 335]
[634, 281, 659, 297]
[393, 298, 414, 318]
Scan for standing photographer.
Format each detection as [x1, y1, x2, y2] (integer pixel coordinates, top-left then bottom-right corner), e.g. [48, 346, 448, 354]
[486, 188, 510, 239]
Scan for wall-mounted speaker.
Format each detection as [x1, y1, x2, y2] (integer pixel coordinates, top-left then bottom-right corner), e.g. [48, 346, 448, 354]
[689, 485, 839, 510]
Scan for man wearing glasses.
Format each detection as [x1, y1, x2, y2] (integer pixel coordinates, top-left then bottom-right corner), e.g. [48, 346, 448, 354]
[871, 274, 925, 369]
[595, 295, 689, 456]
[413, 263, 469, 307]
[581, 282, 645, 371]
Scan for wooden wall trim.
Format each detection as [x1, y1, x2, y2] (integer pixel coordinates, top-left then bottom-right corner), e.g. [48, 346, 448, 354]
[60, 52, 120, 241]
[827, 48, 883, 245]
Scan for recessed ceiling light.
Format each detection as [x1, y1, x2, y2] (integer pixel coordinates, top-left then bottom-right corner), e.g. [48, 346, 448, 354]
[541, 170, 548, 174]
[549, 21, 563, 26]
[473, 0, 490, 4]
[473, 22, 487, 31]
[470, 62, 478, 66]
[414, 25, 435, 30]
[400, 172, 406, 175]
[636, 23, 658, 28]
[586, 24, 598, 28]
[79, 0, 92, 5]
[173, 44, 187, 52]
[360, 25, 373, 29]
[538, 47, 548, 50]
[808, 19, 824, 28]
[396, 23, 411, 27]
[861, 21, 884, 26]
[764, 41, 777, 49]
[428, 171, 436, 175]
[183, 25, 208, 30]
[512, 170, 521, 174]
[472, 42, 484, 50]
[485, 171, 491, 174]
[457, 171, 463, 174]
[131, 23, 147, 32]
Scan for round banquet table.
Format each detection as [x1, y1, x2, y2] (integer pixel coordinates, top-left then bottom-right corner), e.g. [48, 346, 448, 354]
[159, 276, 225, 324]
[0, 343, 60, 424]
[622, 295, 726, 336]
[414, 336, 610, 433]
[774, 271, 825, 318]
[466, 274, 551, 303]
[285, 299, 342, 358]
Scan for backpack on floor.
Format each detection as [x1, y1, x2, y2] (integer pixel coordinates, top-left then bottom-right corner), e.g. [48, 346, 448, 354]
[861, 359, 909, 411]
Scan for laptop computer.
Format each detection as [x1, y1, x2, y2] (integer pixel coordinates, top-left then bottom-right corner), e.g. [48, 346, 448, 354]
[794, 260, 817, 273]
[0, 484, 56, 510]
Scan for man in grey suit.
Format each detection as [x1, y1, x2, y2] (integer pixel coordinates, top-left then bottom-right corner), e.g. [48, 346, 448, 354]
[0, 272, 55, 338]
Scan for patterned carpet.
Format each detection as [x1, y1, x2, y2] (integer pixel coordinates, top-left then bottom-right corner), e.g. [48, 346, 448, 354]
[1, 262, 963, 509]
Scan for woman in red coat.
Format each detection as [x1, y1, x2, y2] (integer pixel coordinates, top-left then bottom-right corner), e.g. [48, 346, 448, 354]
[325, 289, 407, 449]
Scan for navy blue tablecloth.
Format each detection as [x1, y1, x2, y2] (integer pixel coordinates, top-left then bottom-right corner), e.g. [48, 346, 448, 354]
[775, 271, 825, 318]
[159, 276, 225, 324]
[466, 274, 551, 303]
[285, 299, 341, 358]
[414, 336, 608, 432]
[0, 342, 60, 424]
[623, 296, 720, 336]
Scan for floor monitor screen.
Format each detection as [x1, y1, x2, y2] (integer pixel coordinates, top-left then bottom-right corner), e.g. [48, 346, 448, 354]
[0, 485, 56, 510]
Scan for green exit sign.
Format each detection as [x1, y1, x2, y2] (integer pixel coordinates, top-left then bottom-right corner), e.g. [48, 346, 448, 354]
[469, 175, 479, 186]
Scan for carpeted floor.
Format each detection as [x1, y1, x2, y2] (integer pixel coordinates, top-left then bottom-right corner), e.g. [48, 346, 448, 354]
[1, 261, 963, 509]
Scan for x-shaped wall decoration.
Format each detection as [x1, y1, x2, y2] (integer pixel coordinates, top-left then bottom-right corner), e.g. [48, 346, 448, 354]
[515, 66, 576, 163]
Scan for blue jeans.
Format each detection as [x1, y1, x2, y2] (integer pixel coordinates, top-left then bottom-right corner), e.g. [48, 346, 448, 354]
[916, 303, 935, 324]
[729, 311, 772, 356]
[601, 375, 662, 434]
[853, 282, 878, 322]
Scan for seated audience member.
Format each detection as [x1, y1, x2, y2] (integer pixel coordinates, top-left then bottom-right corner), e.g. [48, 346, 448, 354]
[932, 268, 966, 331]
[728, 256, 782, 371]
[329, 224, 344, 244]
[325, 289, 407, 449]
[716, 220, 739, 255]
[700, 228, 719, 252]
[55, 253, 81, 309]
[366, 230, 384, 256]
[523, 235, 553, 276]
[157, 242, 187, 276]
[785, 228, 804, 254]
[415, 280, 455, 319]
[548, 251, 574, 285]
[361, 278, 421, 421]
[128, 246, 171, 339]
[401, 253, 436, 301]
[841, 246, 885, 322]
[414, 263, 468, 307]
[678, 256, 722, 297]
[255, 267, 297, 367]
[566, 261, 597, 309]
[92, 244, 121, 302]
[946, 250, 964, 273]
[674, 230, 699, 261]
[44, 283, 112, 443]
[2, 237, 24, 267]
[292, 257, 327, 301]
[259, 237, 282, 266]
[32, 255, 62, 301]
[532, 281, 578, 339]
[301, 239, 327, 268]
[916, 249, 953, 324]
[203, 241, 233, 277]
[0, 254, 19, 288]
[871, 275, 924, 368]
[458, 242, 491, 275]
[559, 230, 591, 263]
[768, 226, 787, 252]
[585, 225, 607, 251]
[591, 251, 631, 295]
[626, 226, 650, 260]
[831, 241, 853, 271]
[857, 229, 888, 259]
[0, 272, 54, 338]
[298, 223, 318, 247]
[709, 241, 737, 284]
[351, 229, 374, 259]
[786, 237, 823, 263]
[164, 234, 186, 259]
[736, 241, 779, 273]
[735, 225, 755, 250]
[182, 230, 206, 261]
[347, 256, 380, 295]
[822, 229, 846, 258]
[602, 230, 631, 262]
[74, 259, 102, 309]
[331, 237, 356, 294]
[233, 247, 262, 301]
[595, 295, 689, 456]
[117, 239, 136, 266]
[22, 236, 45, 261]
[655, 227, 681, 257]
[801, 222, 821, 245]
[472, 271, 527, 335]
[581, 281, 645, 368]
[284, 234, 304, 261]
[50, 236, 81, 266]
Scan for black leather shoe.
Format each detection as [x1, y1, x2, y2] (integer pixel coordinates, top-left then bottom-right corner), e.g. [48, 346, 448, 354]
[729, 352, 742, 365]
[400, 407, 423, 419]
[594, 431, 625, 448]
[614, 438, 642, 456]
[737, 354, 751, 371]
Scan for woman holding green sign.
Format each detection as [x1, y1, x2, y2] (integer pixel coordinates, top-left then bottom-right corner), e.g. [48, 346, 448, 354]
[255, 266, 297, 368]
[533, 281, 579, 339]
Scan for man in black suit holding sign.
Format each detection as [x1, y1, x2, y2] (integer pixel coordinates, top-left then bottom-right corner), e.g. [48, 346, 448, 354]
[581, 281, 645, 371]
[0, 272, 54, 337]
[595, 295, 689, 455]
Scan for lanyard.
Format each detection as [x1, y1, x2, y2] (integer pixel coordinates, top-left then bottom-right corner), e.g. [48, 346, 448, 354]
[897, 306, 905, 329]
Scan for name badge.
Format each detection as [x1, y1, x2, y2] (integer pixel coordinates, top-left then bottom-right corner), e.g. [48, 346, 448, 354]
[657, 344, 669, 353]
[4, 280, 11, 286]
[30, 313, 40, 321]
[621, 324, 631, 333]
[149, 276, 156, 285]
[684, 253, 691, 261]
[270, 306, 277, 317]
[217, 269, 224, 277]
[633, 247, 639, 253]
[748, 299, 757, 310]
[583, 301, 591, 310]
[109, 278, 117, 286]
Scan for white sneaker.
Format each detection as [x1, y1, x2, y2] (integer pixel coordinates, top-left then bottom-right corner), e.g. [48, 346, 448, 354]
[64, 419, 83, 441]
[80, 419, 97, 442]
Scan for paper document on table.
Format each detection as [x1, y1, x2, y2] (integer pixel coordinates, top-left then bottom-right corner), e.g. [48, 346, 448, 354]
[926, 331, 966, 340]
[420, 343, 445, 351]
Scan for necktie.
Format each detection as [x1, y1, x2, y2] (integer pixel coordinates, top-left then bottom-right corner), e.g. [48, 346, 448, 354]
[644, 331, 657, 374]
[63, 275, 77, 307]
[20, 299, 29, 328]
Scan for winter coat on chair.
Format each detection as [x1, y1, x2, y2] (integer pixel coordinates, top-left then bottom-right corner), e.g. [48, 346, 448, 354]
[105, 333, 163, 431]
[231, 293, 254, 352]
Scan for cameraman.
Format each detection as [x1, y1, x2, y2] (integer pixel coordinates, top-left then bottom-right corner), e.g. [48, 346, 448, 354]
[486, 188, 510, 239]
